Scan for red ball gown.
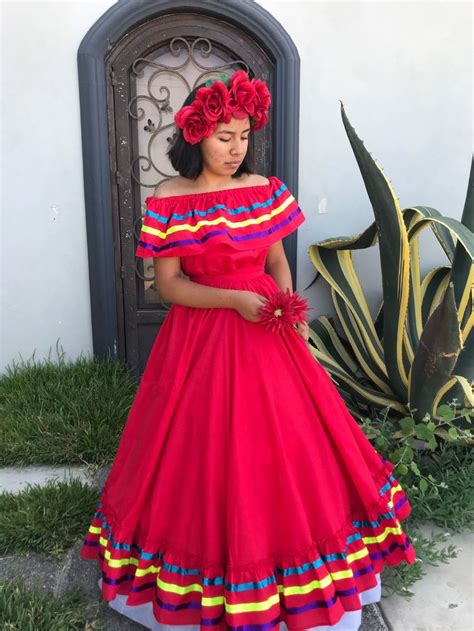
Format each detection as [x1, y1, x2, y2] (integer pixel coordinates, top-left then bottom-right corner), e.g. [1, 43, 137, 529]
[80, 175, 416, 631]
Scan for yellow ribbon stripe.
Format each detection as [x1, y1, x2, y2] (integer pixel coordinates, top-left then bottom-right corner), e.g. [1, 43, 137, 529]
[89, 478, 407, 615]
[141, 195, 295, 240]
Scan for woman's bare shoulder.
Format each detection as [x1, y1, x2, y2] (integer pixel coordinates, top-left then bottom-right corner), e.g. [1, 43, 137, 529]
[152, 179, 185, 198]
[152, 174, 270, 198]
[245, 174, 270, 186]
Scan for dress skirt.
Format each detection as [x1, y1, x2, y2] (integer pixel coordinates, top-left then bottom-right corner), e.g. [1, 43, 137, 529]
[81, 243, 415, 631]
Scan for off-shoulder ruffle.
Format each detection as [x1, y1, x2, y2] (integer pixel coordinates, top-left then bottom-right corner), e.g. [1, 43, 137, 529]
[135, 176, 305, 258]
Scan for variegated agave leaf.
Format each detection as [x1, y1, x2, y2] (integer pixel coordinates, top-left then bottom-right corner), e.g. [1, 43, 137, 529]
[409, 282, 463, 418]
[307, 103, 473, 422]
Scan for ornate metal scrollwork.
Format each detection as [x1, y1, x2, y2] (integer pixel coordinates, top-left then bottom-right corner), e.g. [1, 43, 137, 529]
[130, 36, 250, 307]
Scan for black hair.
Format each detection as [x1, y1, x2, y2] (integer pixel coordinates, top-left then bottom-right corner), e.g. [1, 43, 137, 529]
[166, 82, 256, 180]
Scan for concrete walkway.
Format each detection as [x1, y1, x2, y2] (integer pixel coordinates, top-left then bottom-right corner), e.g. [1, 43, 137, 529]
[0, 464, 95, 493]
[379, 523, 473, 631]
[1, 465, 472, 630]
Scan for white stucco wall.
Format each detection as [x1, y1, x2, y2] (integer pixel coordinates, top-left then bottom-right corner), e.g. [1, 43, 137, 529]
[1, 0, 472, 373]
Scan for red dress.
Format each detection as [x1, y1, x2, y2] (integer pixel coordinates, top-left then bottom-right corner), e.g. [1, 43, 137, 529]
[80, 175, 416, 631]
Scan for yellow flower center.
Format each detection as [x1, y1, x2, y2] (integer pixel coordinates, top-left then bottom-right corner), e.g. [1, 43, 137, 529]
[273, 308, 282, 317]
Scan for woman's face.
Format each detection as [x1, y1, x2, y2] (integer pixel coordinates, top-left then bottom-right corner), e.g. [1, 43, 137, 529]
[200, 116, 250, 176]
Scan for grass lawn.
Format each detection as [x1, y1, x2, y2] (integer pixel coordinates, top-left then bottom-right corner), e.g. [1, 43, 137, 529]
[0, 350, 137, 466]
[0, 478, 99, 558]
[0, 577, 104, 630]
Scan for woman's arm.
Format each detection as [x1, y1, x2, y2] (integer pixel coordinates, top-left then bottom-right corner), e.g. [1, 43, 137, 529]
[153, 257, 241, 309]
[265, 240, 309, 341]
[264, 240, 293, 293]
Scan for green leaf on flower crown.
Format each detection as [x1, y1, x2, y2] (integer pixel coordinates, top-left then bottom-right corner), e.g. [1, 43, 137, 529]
[205, 73, 230, 88]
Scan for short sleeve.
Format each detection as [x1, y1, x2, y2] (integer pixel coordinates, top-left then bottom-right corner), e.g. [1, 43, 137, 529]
[135, 197, 185, 258]
[266, 176, 306, 240]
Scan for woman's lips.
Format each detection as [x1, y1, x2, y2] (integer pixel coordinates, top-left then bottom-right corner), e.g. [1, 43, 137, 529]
[226, 161, 240, 167]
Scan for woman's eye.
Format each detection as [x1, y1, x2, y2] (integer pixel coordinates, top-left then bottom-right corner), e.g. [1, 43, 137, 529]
[220, 138, 249, 143]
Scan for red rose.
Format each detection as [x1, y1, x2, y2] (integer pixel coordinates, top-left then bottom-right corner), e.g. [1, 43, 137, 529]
[228, 70, 257, 119]
[195, 82, 233, 124]
[174, 102, 216, 144]
[250, 79, 271, 130]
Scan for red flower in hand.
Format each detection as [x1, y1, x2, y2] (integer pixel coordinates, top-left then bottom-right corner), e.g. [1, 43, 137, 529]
[259, 289, 311, 333]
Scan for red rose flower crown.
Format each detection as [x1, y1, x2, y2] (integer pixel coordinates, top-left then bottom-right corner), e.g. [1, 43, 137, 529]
[174, 70, 271, 144]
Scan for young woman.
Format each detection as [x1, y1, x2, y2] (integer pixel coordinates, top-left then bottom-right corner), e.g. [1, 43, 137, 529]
[81, 70, 415, 631]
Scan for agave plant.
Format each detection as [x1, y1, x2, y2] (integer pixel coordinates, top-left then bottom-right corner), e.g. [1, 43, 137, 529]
[306, 101, 474, 425]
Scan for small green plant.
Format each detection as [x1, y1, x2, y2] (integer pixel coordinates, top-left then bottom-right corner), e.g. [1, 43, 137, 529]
[360, 401, 474, 530]
[359, 401, 473, 597]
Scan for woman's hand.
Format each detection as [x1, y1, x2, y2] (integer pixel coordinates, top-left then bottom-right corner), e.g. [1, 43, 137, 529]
[233, 291, 310, 341]
[233, 290, 269, 322]
[293, 320, 309, 342]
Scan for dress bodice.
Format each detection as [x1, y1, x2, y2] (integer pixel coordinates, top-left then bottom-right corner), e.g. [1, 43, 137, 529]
[180, 242, 269, 280]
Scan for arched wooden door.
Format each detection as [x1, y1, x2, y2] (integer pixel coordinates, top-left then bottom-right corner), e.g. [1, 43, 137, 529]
[78, 1, 300, 378]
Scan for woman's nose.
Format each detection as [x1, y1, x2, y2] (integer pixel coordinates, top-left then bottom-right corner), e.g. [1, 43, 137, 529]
[230, 142, 245, 154]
